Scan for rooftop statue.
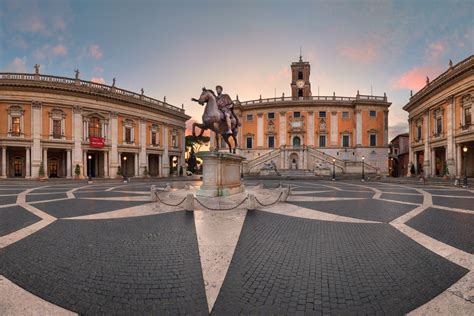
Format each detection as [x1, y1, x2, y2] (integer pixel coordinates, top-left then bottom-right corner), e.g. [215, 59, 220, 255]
[191, 86, 240, 153]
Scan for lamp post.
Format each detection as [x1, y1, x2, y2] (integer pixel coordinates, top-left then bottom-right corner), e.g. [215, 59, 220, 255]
[87, 154, 92, 182]
[390, 157, 393, 177]
[361, 156, 365, 181]
[332, 158, 336, 181]
[463, 146, 468, 187]
[123, 155, 127, 182]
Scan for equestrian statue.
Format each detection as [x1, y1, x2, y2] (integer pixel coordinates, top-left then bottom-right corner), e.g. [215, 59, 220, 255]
[191, 85, 240, 153]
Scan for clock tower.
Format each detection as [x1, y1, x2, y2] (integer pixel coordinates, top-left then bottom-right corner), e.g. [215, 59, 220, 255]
[291, 54, 311, 98]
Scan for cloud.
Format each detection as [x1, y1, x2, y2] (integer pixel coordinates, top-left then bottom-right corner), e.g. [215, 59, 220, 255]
[426, 40, 446, 62]
[22, 16, 46, 33]
[90, 77, 105, 84]
[94, 66, 104, 73]
[338, 41, 378, 63]
[4, 56, 28, 73]
[33, 43, 67, 59]
[388, 121, 409, 141]
[53, 17, 66, 31]
[267, 66, 290, 83]
[391, 65, 443, 91]
[88, 44, 103, 59]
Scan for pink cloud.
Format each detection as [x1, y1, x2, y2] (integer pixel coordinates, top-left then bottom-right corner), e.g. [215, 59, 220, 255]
[338, 42, 377, 63]
[426, 40, 446, 61]
[23, 16, 46, 33]
[33, 43, 67, 59]
[91, 77, 105, 84]
[391, 65, 443, 91]
[88, 44, 103, 59]
[94, 66, 104, 73]
[4, 57, 28, 73]
[267, 66, 289, 83]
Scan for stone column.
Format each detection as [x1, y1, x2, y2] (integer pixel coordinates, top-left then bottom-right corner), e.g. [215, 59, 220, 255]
[159, 154, 163, 176]
[72, 106, 83, 177]
[257, 113, 263, 148]
[162, 125, 170, 176]
[330, 111, 338, 146]
[423, 111, 431, 176]
[431, 148, 436, 176]
[280, 147, 286, 169]
[445, 96, 455, 175]
[456, 144, 462, 177]
[83, 150, 87, 177]
[303, 148, 308, 169]
[66, 149, 71, 178]
[134, 153, 139, 177]
[307, 111, 314, 147]
[110, 112, 118, 178]
[1, 146, 6, 178]
[103, 151, 108, 178]
[383, 110, 389, 145]
[139, 118, 147, 176]
[279, 112, 286, 146]
[356, 110, 362, 146]
[43, 148, 48, 178]
[180, 128, 186, 174]
[25, 147, 31, 178]
[31, 101, 42, 177]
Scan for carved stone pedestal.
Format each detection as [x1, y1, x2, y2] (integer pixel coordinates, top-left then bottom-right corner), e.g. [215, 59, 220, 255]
[196, 151, 245, 197]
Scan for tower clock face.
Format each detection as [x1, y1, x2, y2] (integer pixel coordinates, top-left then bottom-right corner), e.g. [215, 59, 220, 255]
[296, 79, 305, 89]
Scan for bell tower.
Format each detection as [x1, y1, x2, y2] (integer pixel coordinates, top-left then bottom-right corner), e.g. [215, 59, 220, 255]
[290, 53, 311, 98]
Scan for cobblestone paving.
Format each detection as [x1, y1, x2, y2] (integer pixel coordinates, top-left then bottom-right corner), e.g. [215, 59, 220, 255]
[407, 207, 474, 254]
[432, 196, 474, 210]
[212, 211, 467, 315]
[380, 193, 424, 204]
[0, 212, 208, 315]
[34, 199, 150, 218]
[26, 193, 68, 202]
[0, 195, 18, 205]
[0, 205, 41, 236]
[288, 199, 416, 222]
[295, 190, 374, 198]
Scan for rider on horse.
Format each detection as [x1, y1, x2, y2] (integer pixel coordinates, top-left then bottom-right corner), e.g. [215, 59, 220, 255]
[215, 85, 240, 135]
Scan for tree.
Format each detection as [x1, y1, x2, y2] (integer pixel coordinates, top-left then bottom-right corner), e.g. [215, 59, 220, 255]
[38, 162, 45, 178]
[185, 135, 210, 174]
[74, 164, 81, 177]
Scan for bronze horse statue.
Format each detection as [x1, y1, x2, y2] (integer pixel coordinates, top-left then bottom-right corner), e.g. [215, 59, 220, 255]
[191, 88, 239, 153]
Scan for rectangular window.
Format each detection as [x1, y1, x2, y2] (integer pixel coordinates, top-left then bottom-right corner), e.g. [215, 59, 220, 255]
[246, 114, 253, 121]
[319, 135, 326, 148]
[298, 71, 303, 80]
[465, 108, 471, 125]
[125, 128, 132, 143]
[293, 111, 301, 118]
[11, 117, 20, 136]
[268, 136, 275, 148]
[319, 111, 326, 118]
[342, 135, 350, 147]
[342, 112, 349, 119]
[267, 112, 275, 119]
[416, 125, 422, 140]
[436, 118, 442, 134]
[246, 137, 253, 149]
[370, 134, 377, 147]
[151, 131, 157, 145]
[369, 110, 376, 118]
[52, 119, 62, 139]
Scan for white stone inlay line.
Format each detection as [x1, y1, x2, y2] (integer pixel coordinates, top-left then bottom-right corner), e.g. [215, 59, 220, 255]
[261, 202, 380, 224]
[0, 275, 76, 315]
[80, 196, 151, 202]
[194, 209, 247, 313]
[286, 196, 368, 202]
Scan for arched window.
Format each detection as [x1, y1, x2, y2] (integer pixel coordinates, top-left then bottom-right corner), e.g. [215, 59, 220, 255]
[89, 117, 102, 137]
[298, 71, 303, 80]
[293, 136, 301, 147]
[298, 89, 303, 97]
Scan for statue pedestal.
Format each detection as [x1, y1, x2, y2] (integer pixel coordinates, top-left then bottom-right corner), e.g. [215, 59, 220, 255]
[196, 151, 245, 197]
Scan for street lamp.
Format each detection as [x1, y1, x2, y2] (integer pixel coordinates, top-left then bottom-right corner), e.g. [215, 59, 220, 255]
[123, 155, 128, 182]
[87, 154, 92, 181]
[332, 158, 336, 181]
[463, 146, 468, 187]
[361, 156, 365, 181]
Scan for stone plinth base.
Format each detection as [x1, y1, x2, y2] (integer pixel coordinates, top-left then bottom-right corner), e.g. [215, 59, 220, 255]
[196, 151, 245, 197]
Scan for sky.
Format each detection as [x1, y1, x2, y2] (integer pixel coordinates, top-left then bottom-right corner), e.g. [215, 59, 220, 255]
[1, 0, 473, 140]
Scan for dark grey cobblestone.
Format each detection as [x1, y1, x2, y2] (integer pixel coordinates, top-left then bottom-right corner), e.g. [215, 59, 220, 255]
[34, 199, 150, 218]
[288, 199, 415, 222]
[26, 193, 67, 202]
[407, 207, 474, 254]
[74, 191, 148, 198]
[427, 189, 474, 196]
[0, 211, 208, 315]
[433, 196, 474, 210]
[0, 195, 18, 205]
[296, 190, 374, 199]
[212, 211, 467, 315]
[0, 205, 41, 236]
[380, 193, 423, 204]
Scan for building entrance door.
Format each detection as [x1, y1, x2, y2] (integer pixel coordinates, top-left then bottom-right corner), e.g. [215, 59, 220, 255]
[13, 158, 23, 177]
[49, 159, 59, 177]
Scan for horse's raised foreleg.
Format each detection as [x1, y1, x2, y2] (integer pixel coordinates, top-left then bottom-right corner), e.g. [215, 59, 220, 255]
[192, 122, 206, 137]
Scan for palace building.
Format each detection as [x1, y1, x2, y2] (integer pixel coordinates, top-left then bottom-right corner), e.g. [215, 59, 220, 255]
[230, 56, 391, 176]
[0, 68, 189, 179]
[403, 55, 474, 178]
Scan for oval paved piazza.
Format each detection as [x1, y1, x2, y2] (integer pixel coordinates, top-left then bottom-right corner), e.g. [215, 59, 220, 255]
[0, 180, 473, 315]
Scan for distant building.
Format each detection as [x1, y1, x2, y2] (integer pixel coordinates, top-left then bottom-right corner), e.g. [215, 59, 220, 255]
[388, 133, 409, 177]
[0, 69, 189, 179]
[226, 56, 391, 175]
[403, 55, 473, 178]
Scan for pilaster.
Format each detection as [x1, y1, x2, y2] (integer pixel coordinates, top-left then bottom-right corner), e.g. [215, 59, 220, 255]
[31, 101, 42, 177]
[279, 112, 286, 146]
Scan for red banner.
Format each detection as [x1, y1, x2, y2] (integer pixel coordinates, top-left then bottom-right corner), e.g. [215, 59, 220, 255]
[90, 136, 104, 148]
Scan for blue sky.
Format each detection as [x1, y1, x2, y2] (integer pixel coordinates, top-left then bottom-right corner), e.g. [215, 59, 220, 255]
[1, 0, 473, 138]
